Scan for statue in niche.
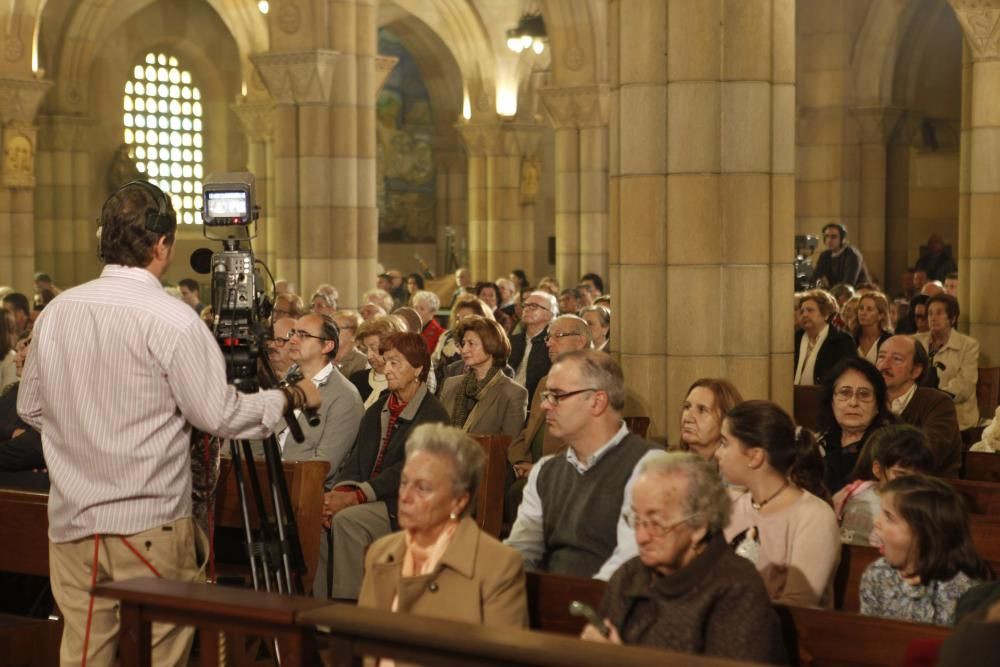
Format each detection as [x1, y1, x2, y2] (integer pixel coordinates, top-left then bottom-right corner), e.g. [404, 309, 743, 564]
[2, 131, 33, 188]
[520, 157, 540, 205]
[107, 143, 141, 193]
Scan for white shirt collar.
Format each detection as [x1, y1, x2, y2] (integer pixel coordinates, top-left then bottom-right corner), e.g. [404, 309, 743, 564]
[890, 382, 918, 415]
[564, 422, 630, 474]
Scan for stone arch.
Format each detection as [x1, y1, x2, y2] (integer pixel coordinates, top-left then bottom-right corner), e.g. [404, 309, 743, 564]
[540, 0, 606, 87]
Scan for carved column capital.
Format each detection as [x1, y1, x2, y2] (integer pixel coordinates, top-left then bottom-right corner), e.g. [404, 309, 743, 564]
[456, 121, 504, 158]
[539, 84, 610, 129]
[231, 102, 276, 142]
[950, 0, 1000, 60]
[251, 50, 341, 104]
[0, 76, 51, 125]
[850, 106, 904, 145]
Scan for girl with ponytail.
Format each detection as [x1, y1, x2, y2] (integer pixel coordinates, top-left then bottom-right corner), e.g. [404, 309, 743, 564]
[717, 400, 840, 608]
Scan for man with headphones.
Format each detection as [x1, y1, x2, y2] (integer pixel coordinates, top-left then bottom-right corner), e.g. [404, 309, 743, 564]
[813, 222, 871, 288]
[17, 181, 321, 667]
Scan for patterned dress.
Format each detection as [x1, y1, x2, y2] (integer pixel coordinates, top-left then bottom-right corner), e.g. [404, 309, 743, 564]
[859, 557, 979, 626]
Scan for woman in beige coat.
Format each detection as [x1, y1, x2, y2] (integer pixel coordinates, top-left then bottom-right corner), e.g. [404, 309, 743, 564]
[439, 316, 528, 439]
[357, 423, 527, 628]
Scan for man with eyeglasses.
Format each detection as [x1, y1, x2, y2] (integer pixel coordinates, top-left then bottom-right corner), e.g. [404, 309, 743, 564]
[813, 222, 870, 288]
[876, 335, 962, 476]
[509, 290, 558, 404]
[504, 316, 593, 523]
[505, 350, 657, 580]
[331, 310, 367, 378]
[267, 317, 297, 380]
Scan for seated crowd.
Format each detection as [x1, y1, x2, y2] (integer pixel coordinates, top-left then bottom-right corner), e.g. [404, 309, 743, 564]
[4, 259, 1000, 665]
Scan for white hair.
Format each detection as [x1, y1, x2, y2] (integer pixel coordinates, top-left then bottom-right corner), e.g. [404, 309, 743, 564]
[412, 290, 440, 312]
[528, 290, 558, 316]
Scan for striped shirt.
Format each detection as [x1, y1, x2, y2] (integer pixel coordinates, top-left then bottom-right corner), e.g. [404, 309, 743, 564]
[17, 265, 287, 542]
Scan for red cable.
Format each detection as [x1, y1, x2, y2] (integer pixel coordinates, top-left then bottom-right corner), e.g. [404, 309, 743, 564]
[117, 537, 163, 578]
[81, 534, 101, 667]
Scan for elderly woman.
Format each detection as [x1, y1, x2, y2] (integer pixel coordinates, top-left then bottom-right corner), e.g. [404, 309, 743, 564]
[440, 316, 527, 439]
[358, 423, 528, 627]
[582, 452, 784, 662]
[332, 310, 368, 378]
[411, 290, 444, 353]
[322, 332, 450, 600]
[818, 356, 897, 494]
[678, 378, 743, 462]
[854, 291, 893, 364]
[915, 294, 980, 432]
[349, 315, 405, 409]
[580, 305, 610, 353]
[718, 401, 840, 608]
[794, 288, 856, 385]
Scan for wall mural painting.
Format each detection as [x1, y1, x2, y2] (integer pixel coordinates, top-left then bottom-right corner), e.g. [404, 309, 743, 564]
[377, 28, 436, 243]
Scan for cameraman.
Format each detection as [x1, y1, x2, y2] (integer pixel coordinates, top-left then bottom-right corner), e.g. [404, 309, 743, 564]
[17, 181, 320, 667]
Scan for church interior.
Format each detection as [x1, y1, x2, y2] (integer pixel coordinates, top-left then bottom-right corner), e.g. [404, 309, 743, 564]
[2, 0, 1000, 664]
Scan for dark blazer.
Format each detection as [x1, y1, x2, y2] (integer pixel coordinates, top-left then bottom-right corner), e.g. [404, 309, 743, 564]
[333, 384, 449, 529]
[507, 375, 567, 465]
[349, 369, 382, 404]
[814, 244, 870, 287]
[795, 326, 857, 385]
[900, 387, 963, 477]
[0, 383, 43, 472]
[508, 326, 551, 404]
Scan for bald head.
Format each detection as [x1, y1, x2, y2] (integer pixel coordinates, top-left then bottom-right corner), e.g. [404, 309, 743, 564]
[876, 334, 924, 400]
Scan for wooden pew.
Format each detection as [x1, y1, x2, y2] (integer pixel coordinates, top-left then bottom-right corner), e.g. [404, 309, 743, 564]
[976, 367, 1000, 426]
[793, 384, 822, 432]
[624, 416, 651, 439]
[963, 451, 1000, 483]
[469, 433, 511, 539]
[524, 571, 950, 667]
[0, 488, 49, 577]
[95, 577, 741, 667]
[950, 478, 1000, 515]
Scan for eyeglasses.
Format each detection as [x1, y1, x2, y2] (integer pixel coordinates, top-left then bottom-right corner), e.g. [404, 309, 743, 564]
[833, 386, 875, 403]
[288, 329, 329, 343]
[540, 388, 598, 405]
[622, 512, 695, 538]
[544, 332, 581, 343]
[523, 302, 550, 312]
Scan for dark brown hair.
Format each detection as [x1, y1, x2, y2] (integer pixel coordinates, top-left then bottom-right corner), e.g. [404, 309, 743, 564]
[882, 475, 993, 583]
[454, 315, 511, 367]
[380, 332, 431, 382]
[99, 183, 176, 267]
[849, 424, 935, 482]
[724, 400, 829, 503]
[926, 293, 959, 326]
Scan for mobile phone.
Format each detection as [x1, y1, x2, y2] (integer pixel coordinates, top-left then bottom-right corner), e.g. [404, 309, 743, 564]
[568, 600, 609, 637]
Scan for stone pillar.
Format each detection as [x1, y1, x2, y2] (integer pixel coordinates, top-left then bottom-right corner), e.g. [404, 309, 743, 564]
[609, 0, 795, 442]
[457, 121, 544, 281]
[232, 102, 276, 272]
[957, 42, 972, 332]
[35, 115, 97, 288]
[850, 106, 902, 287]
[949, 0, 1000, 362]
[541, 85, 610, 288]
[0, 77, 51, 292]
[433, 149, 467, 276]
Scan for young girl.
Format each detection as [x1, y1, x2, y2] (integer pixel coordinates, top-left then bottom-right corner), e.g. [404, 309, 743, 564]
[718, 400, 841, 608]
[860, 475, 994, 625]
[835, 424, 935, 546]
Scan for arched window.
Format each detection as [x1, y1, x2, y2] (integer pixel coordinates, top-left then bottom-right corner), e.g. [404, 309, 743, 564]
[122, 52, 204, 225]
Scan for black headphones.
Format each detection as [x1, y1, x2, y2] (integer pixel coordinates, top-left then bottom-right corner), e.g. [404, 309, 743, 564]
[100, 180, 176, 236]
[823, 222, 848, 241]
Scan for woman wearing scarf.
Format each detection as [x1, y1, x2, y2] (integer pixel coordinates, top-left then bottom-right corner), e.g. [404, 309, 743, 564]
[321, 332, 449, 600]
[439, 316, 527, 439]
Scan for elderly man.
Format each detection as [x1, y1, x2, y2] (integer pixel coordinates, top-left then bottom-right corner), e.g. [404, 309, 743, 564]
[558, 288, 585, 315]
[272, 292, 304, 321]
[794, 289, 855, 385]
[876, 334, 962, 477]
[283, 313, 364, 486]
[331, 310, 367, 378]
[505, 350, 656, 580]
[267, 317, 297, 380]
[510, 290, 558, 403]
[504, 315, 593, 522]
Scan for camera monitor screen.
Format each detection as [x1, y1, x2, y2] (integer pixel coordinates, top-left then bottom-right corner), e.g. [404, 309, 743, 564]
[205, 191, 249, 223]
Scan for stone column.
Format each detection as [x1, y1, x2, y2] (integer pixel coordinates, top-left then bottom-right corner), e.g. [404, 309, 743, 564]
[232, 102, 276, 272]
[457, 123, 490, 279]
[958, 42, 972, 332]
[948, 0, 1000, 362]
[434, 148, 467, 276]
[850, 106, 902, 287]
[0, 77, 51, 292]
[609, 0, 795, 442]
[541, 85, 610, 288]
[35, 115, 97, 288]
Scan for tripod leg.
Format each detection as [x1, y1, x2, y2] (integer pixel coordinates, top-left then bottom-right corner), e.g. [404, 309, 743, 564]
[228, 440, 262, 591]
[259, 435, 306, 595]
[241, 440, 278, 593]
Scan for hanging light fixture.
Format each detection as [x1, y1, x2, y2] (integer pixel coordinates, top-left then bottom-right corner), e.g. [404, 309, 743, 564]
[506, 12, 547, 55]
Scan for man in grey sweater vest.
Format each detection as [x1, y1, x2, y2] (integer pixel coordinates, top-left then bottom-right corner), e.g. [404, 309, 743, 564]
[504, 350, 657, 580]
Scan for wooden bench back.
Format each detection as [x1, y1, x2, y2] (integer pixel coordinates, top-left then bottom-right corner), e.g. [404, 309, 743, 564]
[963, 451, 1000, 483]
[976, 367, 1000, 425]
[624, 416, 651, 439]
[950, 478, 1000, 515]
[0, 489, 49, 577]
[469, 433, 511, 539]
[793, 384, 822, 432]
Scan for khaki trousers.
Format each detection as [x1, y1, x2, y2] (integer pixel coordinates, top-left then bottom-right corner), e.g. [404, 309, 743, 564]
[49, 517, 204, 667]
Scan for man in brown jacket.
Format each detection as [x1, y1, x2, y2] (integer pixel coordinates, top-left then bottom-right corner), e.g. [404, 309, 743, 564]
[504, 315, 592, 522]
[877, 334, 963, 476]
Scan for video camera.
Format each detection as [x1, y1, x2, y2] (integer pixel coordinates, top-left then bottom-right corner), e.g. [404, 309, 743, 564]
[190, 172, 271, 392]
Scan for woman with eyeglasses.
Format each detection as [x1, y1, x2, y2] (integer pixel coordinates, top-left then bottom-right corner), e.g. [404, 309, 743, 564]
[817, 356, 897, 494]
[581, 451, 785, 663]
[348, 315, 404, 410]
[717, 401, 840, 608]
[439, 316, 527, 439]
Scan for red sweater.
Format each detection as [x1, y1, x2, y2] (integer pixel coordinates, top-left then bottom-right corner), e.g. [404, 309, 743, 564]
[421, 318, 445, 353]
